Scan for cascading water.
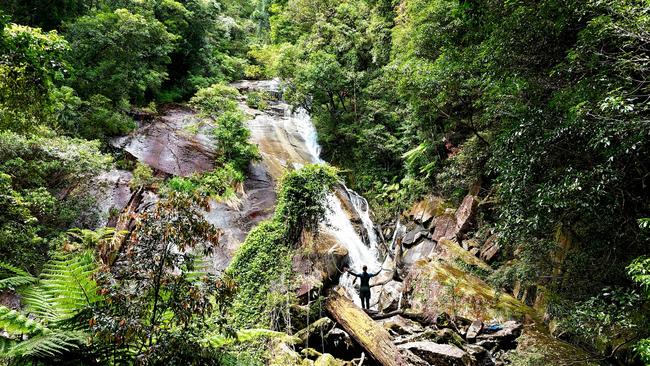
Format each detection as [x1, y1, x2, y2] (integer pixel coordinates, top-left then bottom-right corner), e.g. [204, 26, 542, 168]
[238, 79, 384, 308]
[290, 106, 382, 308]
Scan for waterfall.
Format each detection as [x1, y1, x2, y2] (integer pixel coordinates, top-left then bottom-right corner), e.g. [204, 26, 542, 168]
[238, 79, 383, 308]
[290, 107, 382, 308]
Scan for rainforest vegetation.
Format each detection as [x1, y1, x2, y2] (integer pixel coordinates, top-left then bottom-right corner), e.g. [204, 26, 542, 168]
[0, 0, 649, 365]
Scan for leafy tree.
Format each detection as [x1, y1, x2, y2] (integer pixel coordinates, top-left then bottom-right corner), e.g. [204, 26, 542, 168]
[0, 0, 90, 30]
[0, 22, 69, 132]
[212, 111, 260, 173]
[190, 83, 241, 116]
[0, 132, 111, 271]
[65, 8, 177, 106]
[88, 191, 235, 364]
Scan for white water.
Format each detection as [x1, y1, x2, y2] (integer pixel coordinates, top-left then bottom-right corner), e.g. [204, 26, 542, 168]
[290, 107, 382, 307]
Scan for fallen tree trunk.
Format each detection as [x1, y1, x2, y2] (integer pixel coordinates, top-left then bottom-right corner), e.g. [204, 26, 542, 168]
[325, 289, 406, 366]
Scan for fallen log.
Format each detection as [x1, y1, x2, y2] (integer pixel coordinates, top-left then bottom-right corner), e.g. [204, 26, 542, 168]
[325, 289, 406, 366]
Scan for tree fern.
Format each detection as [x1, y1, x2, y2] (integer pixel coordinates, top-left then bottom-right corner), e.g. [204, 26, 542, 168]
[0, 250, 100, 360]
[0, 262, 37, 290]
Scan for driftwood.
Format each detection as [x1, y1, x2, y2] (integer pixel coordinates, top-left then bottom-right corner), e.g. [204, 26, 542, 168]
[325, 289, 406, 366]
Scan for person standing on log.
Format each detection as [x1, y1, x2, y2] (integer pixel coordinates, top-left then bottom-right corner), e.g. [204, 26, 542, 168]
[346, 265, 380, 310]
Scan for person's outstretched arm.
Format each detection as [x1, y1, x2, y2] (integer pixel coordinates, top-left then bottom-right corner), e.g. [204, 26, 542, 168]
[347, 270, 360, 277]
[370, 268, 384, 277]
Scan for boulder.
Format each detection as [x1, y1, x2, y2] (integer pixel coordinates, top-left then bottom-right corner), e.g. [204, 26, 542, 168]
[407, 196, 446, 225]
[462, 239, 481, 251]
[295, 317, 336, 346]
[376, 315, 424, 335]
[324, 327, 357, 358]
[480, 235, 499, 263]
[402, 226, 428, 247]
[466, 320, 483, 340]
[476, 321, 522, 351]
[431, 212, 457, 240]
[401, 239, 436, 269]
[377, 281, 403, 313]
[314, 353, 341, 366]
[454, 195, 479, 234]
[397, 341, 471, 366]
[400, 350, 430, 366]
[464, 344, 495, 366]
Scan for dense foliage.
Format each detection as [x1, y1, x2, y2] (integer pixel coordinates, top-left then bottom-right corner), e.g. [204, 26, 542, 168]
[256, 0, 650, 361]
[227, 164, 338, 327]
[1, 0, 649, 363]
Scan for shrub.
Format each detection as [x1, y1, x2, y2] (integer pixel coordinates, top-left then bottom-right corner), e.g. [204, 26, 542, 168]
[190, 83, 241, 117]
[246, 91, 270, 110]
[213, 111, 260, 173]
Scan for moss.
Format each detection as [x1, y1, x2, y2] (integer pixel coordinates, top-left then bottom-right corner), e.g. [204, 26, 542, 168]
[227, 220, 293, 327]
[226, 164, 338, 328]
[314, 353, 342, 366]
[408, 259, 535, 322]
[438, 238, 492, 271]
[508, 325, 598, 366]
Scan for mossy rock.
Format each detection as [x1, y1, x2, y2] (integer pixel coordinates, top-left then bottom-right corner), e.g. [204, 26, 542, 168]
[437, 238, 492, 271]
[507, 324, 598, 366]
[407, 259, 535, 322]
[314, 353, 343, 366]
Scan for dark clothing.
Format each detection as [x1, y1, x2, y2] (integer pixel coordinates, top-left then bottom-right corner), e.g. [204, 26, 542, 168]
[349, 270, 379, 309]
[360, 288, 371, 309]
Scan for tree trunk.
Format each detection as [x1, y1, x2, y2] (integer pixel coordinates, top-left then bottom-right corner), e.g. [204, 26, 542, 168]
[325, 289, 406, 366]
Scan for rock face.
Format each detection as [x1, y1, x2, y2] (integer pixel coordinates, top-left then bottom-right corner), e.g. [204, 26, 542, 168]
[111, 106, 215, 177]
[480, 235, 500, 263]
[431, 213, 457, 241]
[454, 195, 479, 235]
[401, 239, 436, 269]
[398, 342, 470, 366]
[91, 169, 133, 228]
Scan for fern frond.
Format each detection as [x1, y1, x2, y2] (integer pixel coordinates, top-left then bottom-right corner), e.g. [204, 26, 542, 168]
[0, 262, 36, 290]
[0, 306, 46, 335]
[5, 330, 85, 358]
[0, 335, 18, 355]
[21, 250, 100, 322]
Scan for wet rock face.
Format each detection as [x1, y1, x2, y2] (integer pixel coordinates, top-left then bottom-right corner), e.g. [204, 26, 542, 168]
[112, 106, 215, 177]
[91, 169, 133, 228]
